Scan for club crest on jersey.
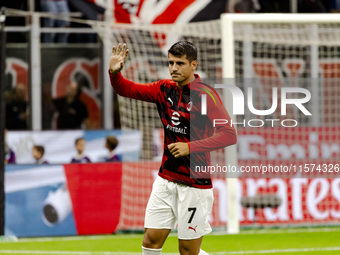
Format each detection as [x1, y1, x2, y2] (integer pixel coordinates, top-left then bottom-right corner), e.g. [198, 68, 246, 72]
[187, 101, 193, 111]
[171, 111, 180, 126]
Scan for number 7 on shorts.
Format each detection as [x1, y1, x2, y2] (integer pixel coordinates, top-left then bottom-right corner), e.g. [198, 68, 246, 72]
[188, 207, 197, 223]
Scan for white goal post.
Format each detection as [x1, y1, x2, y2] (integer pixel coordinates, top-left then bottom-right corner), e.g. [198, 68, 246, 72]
[221, 13, 340, 234]
[115, 14, 340, 232]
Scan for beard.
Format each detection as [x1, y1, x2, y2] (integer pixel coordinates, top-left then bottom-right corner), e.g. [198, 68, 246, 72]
[171, 74, 183, 82]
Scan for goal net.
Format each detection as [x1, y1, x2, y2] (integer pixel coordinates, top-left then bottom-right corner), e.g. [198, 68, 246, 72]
[110, 21, 227, 231]
[110, 21, 222, 160]
[112, 15, 340, 231]
[221, 14, 340, 228]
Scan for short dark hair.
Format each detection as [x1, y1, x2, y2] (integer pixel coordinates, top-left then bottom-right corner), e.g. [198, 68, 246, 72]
[106, 136, 119, 151]
[33, 145, 45, 156]
[168, 41, 197, 63]
[75, 137, 85, 145]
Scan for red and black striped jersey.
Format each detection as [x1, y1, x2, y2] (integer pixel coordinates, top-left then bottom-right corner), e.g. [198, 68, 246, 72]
[109, 71, 237, 189]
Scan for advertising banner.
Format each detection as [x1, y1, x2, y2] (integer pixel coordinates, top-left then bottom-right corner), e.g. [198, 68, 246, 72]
[5, 163, 340, 237]
[5, 163, 122, 237]
[237, 127, 340, 178]
[4, 127, 340, 237]
[6, 130, 142, 164]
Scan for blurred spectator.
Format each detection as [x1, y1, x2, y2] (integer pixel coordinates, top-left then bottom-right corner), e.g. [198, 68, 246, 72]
[4, 130, 16, 164]
[67, 0, 105, 43]
[40, 0, 70, 43]
[234, 0, 289, 12]
[53, 81, 89, 130]
[105, 136, 121, 162]
[6, 84, 28, 130]
[71, 137, 91, 163]
[234, 0, 261, 12]
[298, 0, 328, 12]
[32, 145, 49, 164]
[258, 0, 290, 12]
[330, 0, 340, 11]
[233, 0, 332, 12]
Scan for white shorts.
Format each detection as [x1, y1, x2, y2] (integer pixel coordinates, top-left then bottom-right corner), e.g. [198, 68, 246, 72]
[144, 176, 214, 240]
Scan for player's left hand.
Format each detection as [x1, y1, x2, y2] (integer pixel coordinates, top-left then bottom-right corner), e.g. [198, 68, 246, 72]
[168, 142, 189, 158]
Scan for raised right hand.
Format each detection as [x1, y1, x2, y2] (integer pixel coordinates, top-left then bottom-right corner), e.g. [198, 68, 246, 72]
[109, 43, 129, 75]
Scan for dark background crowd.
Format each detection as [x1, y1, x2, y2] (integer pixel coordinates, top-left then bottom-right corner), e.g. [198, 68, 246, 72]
[1, 0, 339, 43]
[2, 0, 104, 43]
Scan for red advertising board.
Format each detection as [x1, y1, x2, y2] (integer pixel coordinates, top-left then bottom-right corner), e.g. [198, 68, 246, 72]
[64, 163, 123, 234]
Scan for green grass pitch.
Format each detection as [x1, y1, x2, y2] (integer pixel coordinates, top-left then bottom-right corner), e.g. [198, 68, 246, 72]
[1, 227, 340, 255]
